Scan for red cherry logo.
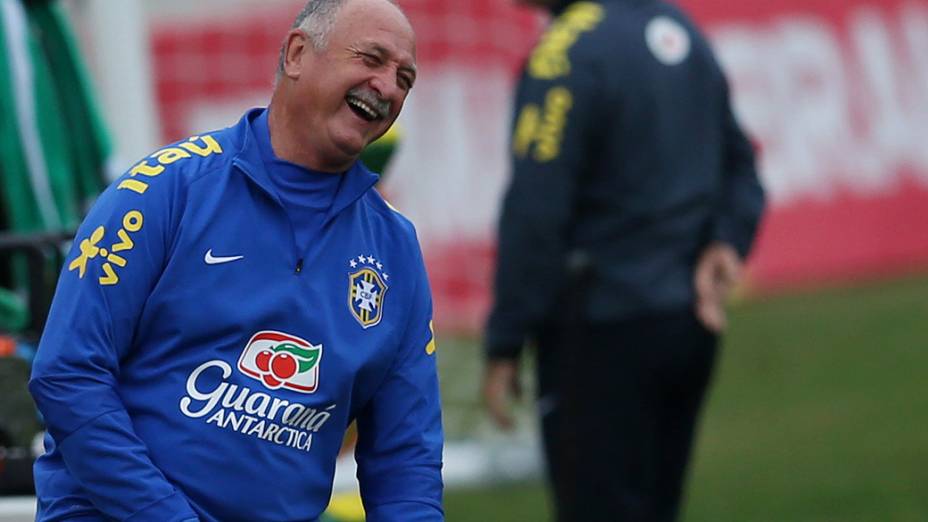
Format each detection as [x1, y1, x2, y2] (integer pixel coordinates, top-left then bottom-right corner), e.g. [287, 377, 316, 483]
[255, 350, 272, 372]
[270, 352, 298, 380]
[262, 373, 282, 388]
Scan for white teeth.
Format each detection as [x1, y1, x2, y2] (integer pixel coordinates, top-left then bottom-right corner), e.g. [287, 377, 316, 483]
[347, 97, 379, 120]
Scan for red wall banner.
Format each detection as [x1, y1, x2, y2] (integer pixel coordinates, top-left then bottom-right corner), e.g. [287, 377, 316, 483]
[151, 0, 928, 332]
[681, 0, 928, 289]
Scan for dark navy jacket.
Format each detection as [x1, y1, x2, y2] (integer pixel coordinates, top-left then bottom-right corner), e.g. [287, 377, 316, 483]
[486, 0, 766, 358]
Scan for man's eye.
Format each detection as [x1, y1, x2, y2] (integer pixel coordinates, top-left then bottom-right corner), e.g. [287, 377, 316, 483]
[399, 74, 416, 90]
[361, 53, 381, 65]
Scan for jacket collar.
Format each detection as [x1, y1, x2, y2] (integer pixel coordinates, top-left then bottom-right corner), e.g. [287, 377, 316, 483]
[231, 107, 379, 223]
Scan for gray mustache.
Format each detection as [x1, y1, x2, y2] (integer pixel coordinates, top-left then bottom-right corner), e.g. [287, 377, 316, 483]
[347, 87, 391, 117]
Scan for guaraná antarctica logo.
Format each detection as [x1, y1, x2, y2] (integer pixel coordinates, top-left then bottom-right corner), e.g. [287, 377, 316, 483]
[237, 330, 323, 393]
[179, 330, 333, 453]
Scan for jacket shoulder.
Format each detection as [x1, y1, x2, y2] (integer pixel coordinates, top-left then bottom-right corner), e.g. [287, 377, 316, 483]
[526, 1, 609, 80]
[115, 129, 239, 197]
[561, 1, 721, 82]
[361, 189, 421, 244]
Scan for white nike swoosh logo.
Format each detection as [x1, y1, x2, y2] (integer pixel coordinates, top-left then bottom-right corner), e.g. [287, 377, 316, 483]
[204, 249, 244, 265]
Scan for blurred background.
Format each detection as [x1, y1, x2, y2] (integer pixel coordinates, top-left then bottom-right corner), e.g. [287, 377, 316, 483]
[1, 0, 927, 520]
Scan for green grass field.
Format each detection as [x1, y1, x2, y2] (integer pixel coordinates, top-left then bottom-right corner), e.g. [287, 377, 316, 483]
[441, 273, 928, 522]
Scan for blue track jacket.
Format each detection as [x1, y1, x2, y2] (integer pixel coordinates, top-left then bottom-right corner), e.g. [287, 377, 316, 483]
[29, 108, 444, 521]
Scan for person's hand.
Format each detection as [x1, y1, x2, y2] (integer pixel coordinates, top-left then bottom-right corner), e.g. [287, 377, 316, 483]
[482, 358, 521, 430]
[694, 242, 743, 333]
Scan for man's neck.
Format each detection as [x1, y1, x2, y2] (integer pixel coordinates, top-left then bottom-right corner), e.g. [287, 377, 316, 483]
[266, 99, 351, 173]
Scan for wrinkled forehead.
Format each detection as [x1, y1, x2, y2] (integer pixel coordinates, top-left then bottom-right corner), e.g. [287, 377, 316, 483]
[337, 0, 416, 51]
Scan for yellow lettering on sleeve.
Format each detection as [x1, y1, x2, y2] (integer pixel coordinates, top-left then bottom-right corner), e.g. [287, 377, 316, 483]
[117, 179, 149, 194]
[68, 211, 146, 286]
[152, 147, 192, 165]
[99, 263, 119, 286]
[512, 87, 574, 163]
[111, 229, 134, 252]
[534, 87, 574, 163]
[528, 2, 604, 80]
[117, 135, 222, 197]
[68, 226, 105, 278]
[179, 134, 223, 157]
[513, 104, 541, 159]
[130, 160, 165, 178]
[106, 253, 127, 268]
[122, 211, 144, 232]
[425, 320, 437, 355]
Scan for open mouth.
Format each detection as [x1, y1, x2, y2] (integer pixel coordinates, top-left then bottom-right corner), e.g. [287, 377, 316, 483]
[346, 95, 383, 122]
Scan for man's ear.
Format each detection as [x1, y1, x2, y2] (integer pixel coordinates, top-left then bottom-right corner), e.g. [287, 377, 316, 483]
[283, 29, 311, 79]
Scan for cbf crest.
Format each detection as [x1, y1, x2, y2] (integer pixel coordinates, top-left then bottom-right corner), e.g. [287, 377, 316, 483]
[347, 254, 390, 329]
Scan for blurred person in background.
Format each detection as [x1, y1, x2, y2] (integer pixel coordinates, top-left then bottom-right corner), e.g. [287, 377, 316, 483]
[483, 0, 765, 520]
[28, 0, 444, 521]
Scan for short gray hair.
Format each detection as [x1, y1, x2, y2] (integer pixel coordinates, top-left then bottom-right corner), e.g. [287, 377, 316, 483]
[276, 0, 345, 77]
[276, 0, 402, 77]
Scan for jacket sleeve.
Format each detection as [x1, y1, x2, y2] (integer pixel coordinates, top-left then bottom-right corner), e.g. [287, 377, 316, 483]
[710, 77, 766, 258]
[29, 165, 198, 521]
[355, 244, 444, 521]
[485, 26, 604, 360]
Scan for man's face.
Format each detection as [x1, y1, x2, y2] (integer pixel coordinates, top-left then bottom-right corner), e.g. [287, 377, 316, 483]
[283, 0, 416, 170]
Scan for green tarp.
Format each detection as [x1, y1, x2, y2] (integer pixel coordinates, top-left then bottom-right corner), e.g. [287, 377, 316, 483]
[0, 0, 110, 333]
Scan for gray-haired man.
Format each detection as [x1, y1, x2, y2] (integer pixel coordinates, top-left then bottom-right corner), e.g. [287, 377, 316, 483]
[30, 1, 443, 520]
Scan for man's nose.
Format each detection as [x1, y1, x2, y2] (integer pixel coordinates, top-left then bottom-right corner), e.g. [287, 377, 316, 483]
[368, 69, 402, 103]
